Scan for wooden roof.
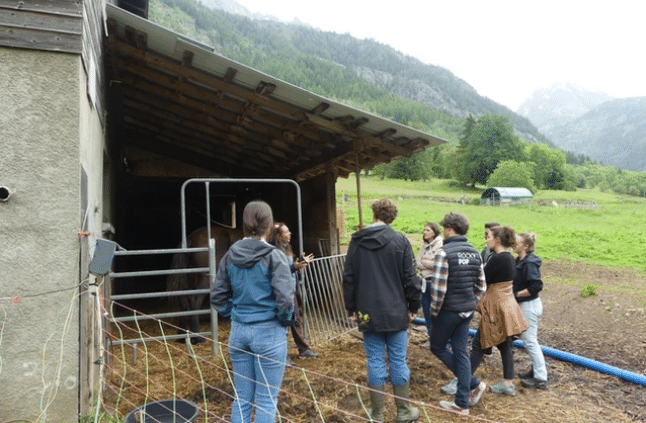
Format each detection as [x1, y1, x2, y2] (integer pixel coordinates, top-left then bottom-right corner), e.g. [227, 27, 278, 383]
[106, 5, 446, 182]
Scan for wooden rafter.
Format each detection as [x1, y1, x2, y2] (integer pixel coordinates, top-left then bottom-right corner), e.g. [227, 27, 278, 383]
[106, 20, 442, 181]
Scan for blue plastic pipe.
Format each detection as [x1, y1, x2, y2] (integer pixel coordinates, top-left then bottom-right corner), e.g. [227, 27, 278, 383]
[412, 317, 646, 387]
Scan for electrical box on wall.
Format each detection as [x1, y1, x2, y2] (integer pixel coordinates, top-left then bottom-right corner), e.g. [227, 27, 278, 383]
[89, 239, 117, 275]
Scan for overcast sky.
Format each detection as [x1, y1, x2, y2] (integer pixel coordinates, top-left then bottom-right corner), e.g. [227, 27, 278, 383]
[231, 0, 645, 111]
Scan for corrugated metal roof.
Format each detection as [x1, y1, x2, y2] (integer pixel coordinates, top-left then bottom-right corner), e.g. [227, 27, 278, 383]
[105, 4, 447, 181]
[481, 187, 534, 198]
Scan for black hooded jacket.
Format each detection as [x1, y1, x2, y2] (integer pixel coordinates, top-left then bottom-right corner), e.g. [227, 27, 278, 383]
[343, 223, 421, 333]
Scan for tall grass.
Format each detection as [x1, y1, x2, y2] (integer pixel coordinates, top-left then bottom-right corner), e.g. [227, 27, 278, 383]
[336, 175, 646, 271]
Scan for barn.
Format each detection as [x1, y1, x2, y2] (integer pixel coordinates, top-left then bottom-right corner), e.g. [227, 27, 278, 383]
[0, 1, 446, 420]
[480, 187, 534, 206]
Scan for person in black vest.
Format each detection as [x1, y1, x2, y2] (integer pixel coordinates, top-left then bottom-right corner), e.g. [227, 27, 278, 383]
[428, 212, 486, 416]
[343, 198, 422, 423]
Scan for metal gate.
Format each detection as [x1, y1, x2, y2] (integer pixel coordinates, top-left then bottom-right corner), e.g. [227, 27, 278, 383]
[300, 254, 354, 345]
[107, 238, 219, 359]
[104, 178, 303, 360]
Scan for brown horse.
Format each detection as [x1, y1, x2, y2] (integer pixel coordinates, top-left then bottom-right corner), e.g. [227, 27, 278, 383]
[166, 226, 242, 343]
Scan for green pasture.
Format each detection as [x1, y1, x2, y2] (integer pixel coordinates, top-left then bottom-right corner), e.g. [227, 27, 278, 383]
[335, 176, 646, 272]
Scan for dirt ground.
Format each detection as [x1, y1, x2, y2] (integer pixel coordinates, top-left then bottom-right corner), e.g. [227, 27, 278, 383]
[106, 259, 646, 422]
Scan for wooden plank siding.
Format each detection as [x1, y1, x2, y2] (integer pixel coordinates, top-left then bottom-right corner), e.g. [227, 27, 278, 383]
[0, 0, 83, 53]
[82, 0, 106, 116]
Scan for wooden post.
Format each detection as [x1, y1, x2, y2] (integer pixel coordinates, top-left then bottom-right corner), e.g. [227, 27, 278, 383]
[355, 152, 364, 229]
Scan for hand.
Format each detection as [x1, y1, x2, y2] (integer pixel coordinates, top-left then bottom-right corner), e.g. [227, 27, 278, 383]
[302, 253, 314, 264]
[295, 253, 314, 270]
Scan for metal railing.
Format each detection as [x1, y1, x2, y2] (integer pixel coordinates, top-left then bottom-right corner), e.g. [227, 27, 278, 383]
[300, 254, 355, 345]
[106, 238, 218, 361]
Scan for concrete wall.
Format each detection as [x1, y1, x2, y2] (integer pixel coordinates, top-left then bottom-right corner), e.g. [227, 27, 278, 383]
[0, 47, 104, 422]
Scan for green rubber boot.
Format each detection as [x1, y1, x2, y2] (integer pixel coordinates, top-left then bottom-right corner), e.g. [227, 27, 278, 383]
[367, 384, 385, 422]
[393, 382, 420, 423]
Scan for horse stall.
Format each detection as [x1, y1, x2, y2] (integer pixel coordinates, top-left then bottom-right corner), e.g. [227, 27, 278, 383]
[105, 176, 312, 351]
[97, 5, 445, 419]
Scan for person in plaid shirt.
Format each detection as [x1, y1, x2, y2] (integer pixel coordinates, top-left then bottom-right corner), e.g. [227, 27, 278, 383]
[428, 212, 486, 415]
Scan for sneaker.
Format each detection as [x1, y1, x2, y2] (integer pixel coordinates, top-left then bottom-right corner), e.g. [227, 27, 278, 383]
[520, 377, 548, 390]
[517, 367, 534, 379]
[440, 377, 458, 395]
[420, 339, 431, 351]
[286, 357, 296, 366]
[489, 381, 516, 396]
[439, 400, 469, 416]
[298, 349, 320, 359]
[468, 381, 486, 407]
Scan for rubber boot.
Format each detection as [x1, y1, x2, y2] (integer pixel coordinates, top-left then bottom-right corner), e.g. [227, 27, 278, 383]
[367, 384, 385, 422]
[393, 382, 420, 423]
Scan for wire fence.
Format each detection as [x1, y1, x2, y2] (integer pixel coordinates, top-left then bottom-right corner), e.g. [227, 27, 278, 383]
[100, 299, 501, 423]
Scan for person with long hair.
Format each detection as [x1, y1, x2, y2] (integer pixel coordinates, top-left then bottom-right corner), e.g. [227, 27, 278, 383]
[211, 200, 294, 423]
[470, 226, 528, 398]
[416, 221, 443, 349]
[269, 222, 319, 363]
[481, 222, 500, 265]
[513, 232, 548, 390]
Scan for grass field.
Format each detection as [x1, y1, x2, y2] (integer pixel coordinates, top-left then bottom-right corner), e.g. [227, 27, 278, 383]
[335, 175, 646, 271]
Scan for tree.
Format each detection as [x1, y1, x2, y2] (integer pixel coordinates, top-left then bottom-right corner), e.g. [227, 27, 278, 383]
[459, 115, 526, 185]
[487, 160, 536, 193]
[527, 144, 570, 190]
[388, 153, 429, 181]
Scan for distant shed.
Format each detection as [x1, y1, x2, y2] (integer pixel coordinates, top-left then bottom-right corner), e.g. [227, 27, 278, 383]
[481, 187, 533, 206]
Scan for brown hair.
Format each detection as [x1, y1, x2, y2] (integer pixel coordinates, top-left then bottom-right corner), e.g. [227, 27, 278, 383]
[440, 212, 470, 235]
[268, 222, 294, 258]
[426, 222, 441, 238]
[484, 221, 500, 229]
[490, 226, 516, 248]
[517, 232, 537, 254]
[242, 200, 273, 238]
[371, 198, 398, 224]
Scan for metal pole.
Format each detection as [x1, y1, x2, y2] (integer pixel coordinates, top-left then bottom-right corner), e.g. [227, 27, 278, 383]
[208, 237, 218, 356]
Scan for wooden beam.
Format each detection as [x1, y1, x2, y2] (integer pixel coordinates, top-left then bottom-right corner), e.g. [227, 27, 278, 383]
[109, 39, 418, 151]
[255, 81, 276, 96]
[223, 67, 237, 83]
[310, 102, 330, 116]
[348, 117, 369, 129]
[119, 84, 315, 167]
[114, 58, 330, 152]
[182, 50, 194, 67]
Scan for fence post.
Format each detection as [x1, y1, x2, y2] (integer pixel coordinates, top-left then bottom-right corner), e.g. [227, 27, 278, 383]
[208, 237, 218, 356]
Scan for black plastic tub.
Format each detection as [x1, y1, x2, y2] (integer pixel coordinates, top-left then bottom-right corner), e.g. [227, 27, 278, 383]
[124, 399, 199, 423]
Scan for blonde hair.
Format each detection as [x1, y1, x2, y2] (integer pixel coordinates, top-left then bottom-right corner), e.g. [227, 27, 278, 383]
[517, 232, 537, 253]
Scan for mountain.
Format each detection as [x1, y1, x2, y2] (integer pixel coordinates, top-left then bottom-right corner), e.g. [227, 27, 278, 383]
[517, 82, 614, 134]
[548, 97, 646, 171]
[518, 83, 646, 171]
[149, 0, 550, 146]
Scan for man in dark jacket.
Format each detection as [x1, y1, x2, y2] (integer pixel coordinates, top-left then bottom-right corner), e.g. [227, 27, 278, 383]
[343, 198, 421, 423]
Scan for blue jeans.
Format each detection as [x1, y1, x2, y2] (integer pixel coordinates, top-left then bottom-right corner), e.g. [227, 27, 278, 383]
[362, 330, 410, 387]
[430, 310, 478, 409]
[228, 320, 288, 423]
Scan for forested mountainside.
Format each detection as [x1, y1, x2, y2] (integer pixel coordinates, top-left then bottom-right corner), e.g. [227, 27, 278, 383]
[547, 97, 646, 172]
[148, 0, 550, 146]
[518, 83, 646, 171]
